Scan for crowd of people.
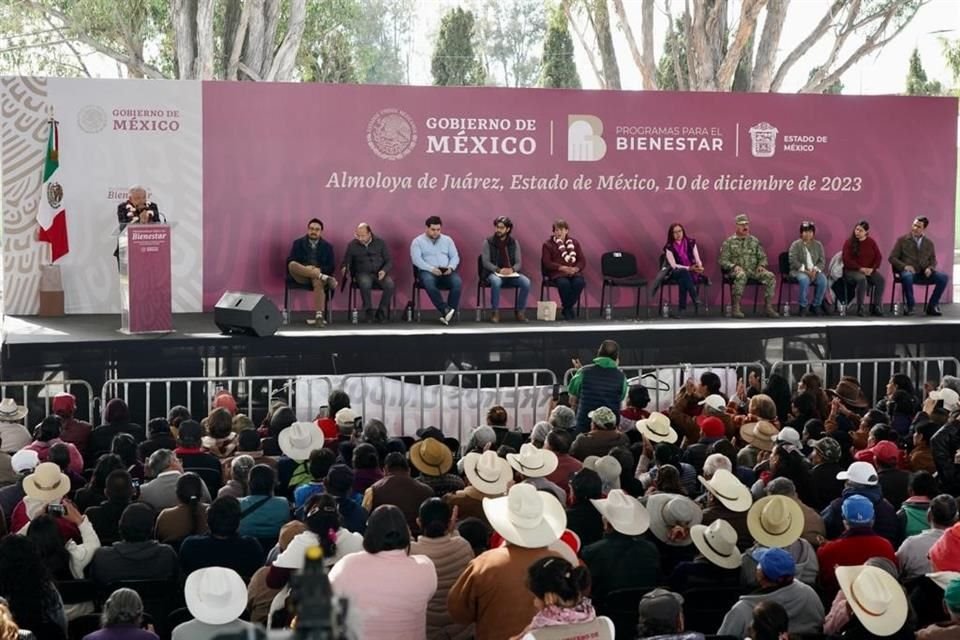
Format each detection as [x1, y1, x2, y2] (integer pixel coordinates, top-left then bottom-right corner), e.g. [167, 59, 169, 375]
[0, 341, 959, 639]
[283, 211, 950, 326]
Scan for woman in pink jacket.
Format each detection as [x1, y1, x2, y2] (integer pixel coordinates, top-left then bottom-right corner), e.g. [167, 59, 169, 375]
[24, 415, 84, 474]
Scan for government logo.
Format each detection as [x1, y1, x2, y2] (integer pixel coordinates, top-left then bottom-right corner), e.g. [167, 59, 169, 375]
[749, 122, 778, 158]
[367, 108, 417, 160]
[46, 181, 63, 208]
[567, 115, 607, 162]
[77, 105, 107, 133]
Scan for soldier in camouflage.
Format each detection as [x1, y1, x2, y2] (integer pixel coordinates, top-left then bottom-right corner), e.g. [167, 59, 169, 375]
[718, 213, 778, 318]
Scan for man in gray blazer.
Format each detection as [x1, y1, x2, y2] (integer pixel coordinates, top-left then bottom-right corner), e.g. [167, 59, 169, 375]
[888, 216, 949, 316]
[138, 449, 210, 512]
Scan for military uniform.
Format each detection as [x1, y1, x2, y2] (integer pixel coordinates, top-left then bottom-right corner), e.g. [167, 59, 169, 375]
[719, 234, 776, 313]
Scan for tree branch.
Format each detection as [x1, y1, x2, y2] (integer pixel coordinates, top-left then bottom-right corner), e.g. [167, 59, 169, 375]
[751, 0, 788, 91]
[261, 0, 281, 78]
[770, 0, 844, 91]
[42, 15, 91, 78]
[227, 0, 251, 80]
[611, 0, 656, 89]
[195, 0, 215, 79]
[563, 0, 605, 88]
[244, 0, 267, 79]
[264, 0, 305, 81]
[238, 61, 262, 81]
[717, 0, 766, 90]
[807, 0, 861, 90]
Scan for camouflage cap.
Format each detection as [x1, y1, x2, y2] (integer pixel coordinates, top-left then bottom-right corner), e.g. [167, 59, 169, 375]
[811, 436, 841, 463]
[735, 213, 750, 225]
[587, 406, 618, 428]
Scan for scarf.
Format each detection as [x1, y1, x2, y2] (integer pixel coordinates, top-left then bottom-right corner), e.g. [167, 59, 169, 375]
[672, 239, 692, 266]
[528, 598, 596, 629]
[554, 236, 577, 264]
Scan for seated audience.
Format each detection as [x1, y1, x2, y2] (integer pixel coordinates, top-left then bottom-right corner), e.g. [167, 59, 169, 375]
[747, 600, 790, 640]
[329, 505, 437, 640]
[808, 436, 845, 511]
[717, 547, 824, 637]
[325, 464, 368, 533]
[765, 477, 826, 547]
[543, 429, 582, 493]
[741, 494, 819, 586]
[85, 469, 135, 546]
[138, 449, 211, 512]
[26, 508, 99, 581]
[699, 469, 754, 550]
[817, 494, 897, 595]
[217, 454, 254, 500]
[822, 460, 899, 545]
[570, 407, 629, 461]
[136, 417, 176, 462]
[172, 567, 257, 640]
[445, 451, 510, 526]
[646, 493, 702, 577]
[89, 399, 144, 460]
[351, 442, 384, 494]
[173, 420, 221, 488]
[636, 588, 701, 640]
[0, 535, 67, 639]
[83, 588, 158, 640]
[513, 557, 613, 639]
[410, 498, 474, 640]
[508, 444, 565, 505]
[917, 577, 960, 639]
[48, 443, 86, 497]
[835, 563, 913, 638]
[898, 470, 940, 539]
[75, 454, 124, 513]
[457, 517, 492, 558]
[363, 452, 432, 536]
[89, 503, 179, 588]
[179, 496, 264, 582]
[898, 494, 958, 581]
[565, 468, 604, 548]
[246, 520, 304, 625]
[409, 437, 464, 498]
[200, 407, 237, 458]
[12, 462, 81, 541]
[238, 464, 289, 540]
[670, 519, 742, 592]
[292, 448, 334, 513]
[154, 472, 208, 544]
[52, 392, 92, 456]
[23, 416, 83, 474]
[110, 434, 144, 483]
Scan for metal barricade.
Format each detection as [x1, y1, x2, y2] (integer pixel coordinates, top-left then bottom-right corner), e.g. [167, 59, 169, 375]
[771, 357, 960, 406]
[101, 375, 335, 426]
[339, 369, 558, 444]
[0, 379, 96, 425]
[563, 362, 766, 410]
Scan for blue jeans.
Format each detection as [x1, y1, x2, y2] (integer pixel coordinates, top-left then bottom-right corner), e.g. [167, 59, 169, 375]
[796, 271, 827, 307]
[419, 271, 462, 313]
[667, 270, 699, 309]
[487, 273, 530, 309]
[899, 269, 948, 307]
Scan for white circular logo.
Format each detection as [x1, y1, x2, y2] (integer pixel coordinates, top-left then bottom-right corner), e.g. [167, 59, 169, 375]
[77, 105, 107, 133]
[366, 108, 417, 160]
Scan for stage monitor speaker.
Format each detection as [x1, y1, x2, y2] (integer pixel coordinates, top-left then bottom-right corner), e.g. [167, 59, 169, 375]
[214, 291, 281, 337]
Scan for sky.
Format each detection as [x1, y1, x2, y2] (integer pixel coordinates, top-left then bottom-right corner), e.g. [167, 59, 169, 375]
[405, 0, 960, 94]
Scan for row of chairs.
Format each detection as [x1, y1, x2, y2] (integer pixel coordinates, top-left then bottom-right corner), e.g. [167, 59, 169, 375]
[285, 251, 935, 320]
[59, 578, 187, 640]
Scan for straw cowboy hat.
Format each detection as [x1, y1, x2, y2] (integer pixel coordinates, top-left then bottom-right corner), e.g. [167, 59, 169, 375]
[836, 565, 908, 637]
[747, 495, 805, 548]
[483, 483, 566, 548]
[646, 493, 702, 546]
[591, 489, 650, 536]
[699, 468, 753, 512]
[22, 462, 70, 502]
[463, 451, 512, 495]
[740, 420, 779, 452]
[0, 398, 27, 422]
[827, 380, 869, 409]
[636, 412, 678, 444]
[409, 437, 453, 477]
[507, 443, 558, 479]
[278, 421, 325, 462]
[185, 567, 248, 625]
[691, 519, 742, 570]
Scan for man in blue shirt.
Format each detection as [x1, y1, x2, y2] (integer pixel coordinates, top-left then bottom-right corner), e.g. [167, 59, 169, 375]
[410, 215, 461, 325]
[287, 218, 337, 326]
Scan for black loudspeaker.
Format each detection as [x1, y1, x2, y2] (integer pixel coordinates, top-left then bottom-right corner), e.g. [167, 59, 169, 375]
[214, 291, 281, 337]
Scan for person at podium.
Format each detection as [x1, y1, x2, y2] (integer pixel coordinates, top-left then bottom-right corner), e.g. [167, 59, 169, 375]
[114, 185, 162, 264]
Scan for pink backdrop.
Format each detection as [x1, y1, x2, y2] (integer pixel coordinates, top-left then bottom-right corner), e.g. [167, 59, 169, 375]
[202, 83, 957, 311]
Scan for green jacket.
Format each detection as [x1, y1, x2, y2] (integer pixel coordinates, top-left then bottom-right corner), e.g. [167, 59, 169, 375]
[568, 357, 628, 400]
[719, 235, 768, 273]
[788, 238, 826, 278]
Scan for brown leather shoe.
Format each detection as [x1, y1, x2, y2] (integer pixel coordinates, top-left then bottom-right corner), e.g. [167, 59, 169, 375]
[490, 311, 500, 323]
[515, 311, 528, 323]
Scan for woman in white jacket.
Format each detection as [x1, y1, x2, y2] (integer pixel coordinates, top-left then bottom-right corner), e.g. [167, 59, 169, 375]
[23, 500, 101, 619]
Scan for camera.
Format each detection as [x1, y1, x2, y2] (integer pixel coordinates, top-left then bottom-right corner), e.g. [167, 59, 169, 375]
[46, 503, 65, 517]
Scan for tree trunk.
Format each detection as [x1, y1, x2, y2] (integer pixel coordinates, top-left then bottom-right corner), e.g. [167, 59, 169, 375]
[195, 0, 215, 79]
[611, 0, 656, 89]
[563, 0, 606, 88]
[244, 0, 267, 81]
[716, 0, 765, 90]
[227, 0, 252, 80]
[592, 0, 621, 89]
[265, 0, 306, 81]
[221, 0, 242, 78]
[751, 0, 788, 91]
[770, 0, 844, 92]
[261, 0, 282, 78]
[170, 0, 196, 78]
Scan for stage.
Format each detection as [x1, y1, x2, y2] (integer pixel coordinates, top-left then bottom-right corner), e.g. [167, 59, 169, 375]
[4, 306, 960, 397]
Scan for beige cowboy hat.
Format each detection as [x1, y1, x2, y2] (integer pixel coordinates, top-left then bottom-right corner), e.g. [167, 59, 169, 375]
[636, 412, 677, 444]
[699, 468, 752, 512]
[836, 565, 908, 637]
[740, 420, 779, 451]
[463, 451, 512, 495]
[827, 380, 869, 409]
[747, 495, 805, 548]
[646, 493, 703, 546]
[691, 519, 743, 569]
[0, 398, 27, 422]
[278, 421, 325, 462]
[185, 567, 248, 625]
[591, 489, 650, 536]
[409, 437, 453, 477]
[22, 461, 70, 502]
[506, 443, 558, 479]
[483, 483, 566, 548]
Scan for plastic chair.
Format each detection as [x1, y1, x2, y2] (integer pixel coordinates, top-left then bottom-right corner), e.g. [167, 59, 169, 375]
[595, 587, 651, 640]
[599, 251, 649, 318]
[184, 466, 222, 496]
[681, 585, 745, 634]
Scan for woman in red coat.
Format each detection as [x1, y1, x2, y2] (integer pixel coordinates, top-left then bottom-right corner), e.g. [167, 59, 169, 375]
[842, 220, 885, 316]
[541, 219, 586, 320]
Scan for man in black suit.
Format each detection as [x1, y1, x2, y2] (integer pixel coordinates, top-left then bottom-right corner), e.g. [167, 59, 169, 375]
[287, 218, 337, 326]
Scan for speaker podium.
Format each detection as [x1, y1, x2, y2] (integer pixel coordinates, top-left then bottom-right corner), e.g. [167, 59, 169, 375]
[118, 224, 173, 334]
[214, 291, 281, 337]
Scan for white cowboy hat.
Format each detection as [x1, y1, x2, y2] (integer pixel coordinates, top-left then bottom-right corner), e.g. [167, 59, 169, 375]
[278, 421, 325, 462]
[646, 493, 702, 546]
[699, 469, 752, 513]
[636, 412, 677, 444]
[506, 443, 558, 479]
[591, 489, 650, 536]
[740, 420, 779, 451]
[185, 567, 248, 625]
[483, 483, 566, 548]
[0, 398, 27, 422]
[463, 451, 511, 495]
[747, 495, 805, 548]
[22, 462, 70, 502]
[836, 565, 908, 637]
[691, 519, 742, 570]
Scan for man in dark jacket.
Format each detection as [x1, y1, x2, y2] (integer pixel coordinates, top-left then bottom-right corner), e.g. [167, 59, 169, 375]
[287, 217, 336, 326]
[809, 437, 844, 512]
[821, 461, 900, 546]
[479, 216, 530, 323]
[568, 340, 628, 433]
[89, 503, 179, 587]
[887, 216, 949, 316]
[931, 415, 960, 496]
[339, 223, 394, 322]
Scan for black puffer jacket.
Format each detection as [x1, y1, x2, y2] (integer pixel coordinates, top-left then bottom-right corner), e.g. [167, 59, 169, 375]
[931, 420, 960, 494]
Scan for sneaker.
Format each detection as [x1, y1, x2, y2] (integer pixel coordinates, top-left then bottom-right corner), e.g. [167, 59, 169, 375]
[306, 313, 326, 327]
[444, 308, 456, 324]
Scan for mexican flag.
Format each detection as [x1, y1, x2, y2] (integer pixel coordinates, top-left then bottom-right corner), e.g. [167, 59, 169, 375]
[37, 118, 69, 262]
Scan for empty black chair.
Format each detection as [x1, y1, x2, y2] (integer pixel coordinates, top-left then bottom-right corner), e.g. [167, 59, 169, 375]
[58, 579, 96, 606]
[776, 251, 799, 311]
[599, 251, 649, 319]
[184, 466, 222, 496]
[681, 585, 745, 634]
[595, 587, 650, 640]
